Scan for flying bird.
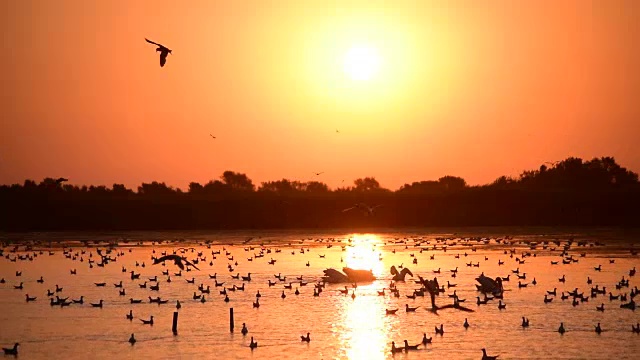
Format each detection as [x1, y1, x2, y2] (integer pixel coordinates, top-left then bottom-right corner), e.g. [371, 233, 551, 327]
[152, 255, 199, 270]
[55, 178, 69, 184]
[145, 38, 172, 67]
[343, 203, 382, 216]
[313, 172, 324, 176]
[209, 134, 216, 139]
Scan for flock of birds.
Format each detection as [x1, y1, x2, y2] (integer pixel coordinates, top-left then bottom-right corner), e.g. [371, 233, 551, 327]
[1, 234, 639, 358]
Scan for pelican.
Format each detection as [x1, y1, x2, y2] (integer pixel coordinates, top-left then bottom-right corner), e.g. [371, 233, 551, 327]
[152, 255, 200, 270]
[145, 38, 172, 67]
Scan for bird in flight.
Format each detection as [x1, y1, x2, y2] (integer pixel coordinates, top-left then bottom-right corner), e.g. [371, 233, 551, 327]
[55, 178, 69, 184]
[145, 38, 172, 67]
[313, 172, 324, 176]
[152, 255, 199, 270]
[336, 129, 340, 133]
[209, 134, 216, 139]
[342, 203, 382, 216]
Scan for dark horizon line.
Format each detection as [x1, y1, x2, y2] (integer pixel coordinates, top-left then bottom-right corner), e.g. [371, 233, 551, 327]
[2, 155, 638, 193]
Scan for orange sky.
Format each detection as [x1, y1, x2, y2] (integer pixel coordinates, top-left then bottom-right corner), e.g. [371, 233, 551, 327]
[2, 1, 639, 190]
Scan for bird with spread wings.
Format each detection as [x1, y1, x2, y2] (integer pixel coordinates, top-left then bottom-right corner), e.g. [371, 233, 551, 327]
[145, 38, 172, 67]
[152, 255, 199, 270]
[342, 203, 382, 216]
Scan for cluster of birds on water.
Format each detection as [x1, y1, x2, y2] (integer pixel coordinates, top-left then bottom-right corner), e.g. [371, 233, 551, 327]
[1, 234, 639, 358]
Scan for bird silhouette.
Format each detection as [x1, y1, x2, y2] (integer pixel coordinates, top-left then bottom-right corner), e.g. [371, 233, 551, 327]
[209, 134, 216, 139]
[153, 255, 200, 270]
[343, 203, 382, 216]
[55, 177, 68, 184]
[145, 38, 172, 67]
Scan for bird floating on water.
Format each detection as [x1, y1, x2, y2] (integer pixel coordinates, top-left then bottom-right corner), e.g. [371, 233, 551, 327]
[2, 343, 19, 356]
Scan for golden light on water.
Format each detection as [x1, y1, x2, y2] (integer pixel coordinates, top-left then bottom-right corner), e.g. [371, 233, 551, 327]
[340, 293, 391, 360]
[344, 234, 384, 277]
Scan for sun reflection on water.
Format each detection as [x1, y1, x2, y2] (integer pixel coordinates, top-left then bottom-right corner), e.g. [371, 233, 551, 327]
[344, 234, 385, 277]
[338, 294, 392, 360]
[332, 234, 391, 360]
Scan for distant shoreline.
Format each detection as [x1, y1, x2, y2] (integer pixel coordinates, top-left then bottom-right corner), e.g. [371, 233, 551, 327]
[2, 156, 639, 231]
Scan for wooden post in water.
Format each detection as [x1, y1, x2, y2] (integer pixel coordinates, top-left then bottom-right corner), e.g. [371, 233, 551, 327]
[172, 311, 178, 335]
[229, 308, 234, 333]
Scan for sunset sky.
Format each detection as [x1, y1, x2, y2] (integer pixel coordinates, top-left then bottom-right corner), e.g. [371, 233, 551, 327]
[2, 1, 639, 190]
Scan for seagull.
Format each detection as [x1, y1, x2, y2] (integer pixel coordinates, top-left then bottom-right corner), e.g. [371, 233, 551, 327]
[2, 343, 19, 356]
[152, 255, 200, 270]
[482, 348, 499, 360]
[145, 38, 172, 67]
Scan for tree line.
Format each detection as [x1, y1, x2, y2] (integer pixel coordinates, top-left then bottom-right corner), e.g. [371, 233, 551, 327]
[1, 156, 639, 231]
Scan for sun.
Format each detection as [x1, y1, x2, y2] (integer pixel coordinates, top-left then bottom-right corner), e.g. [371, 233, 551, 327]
[343, 45, 382, 81]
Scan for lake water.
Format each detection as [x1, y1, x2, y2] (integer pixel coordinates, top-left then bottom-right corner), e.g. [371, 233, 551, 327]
[1, 228, 639, 359]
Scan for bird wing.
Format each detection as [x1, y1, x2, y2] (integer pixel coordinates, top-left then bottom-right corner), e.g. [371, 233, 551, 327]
[160, 52, 168, 67]
[182, 258, 200, 271]
[175, 260, 185, 270]
[154, 254, 181, 264]
[476, 275, 498, 291]
[145, 38, 161, 47]
[342, 206, 356, 212]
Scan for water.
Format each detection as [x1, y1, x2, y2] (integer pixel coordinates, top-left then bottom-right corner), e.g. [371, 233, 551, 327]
[1, 228, 639, 359]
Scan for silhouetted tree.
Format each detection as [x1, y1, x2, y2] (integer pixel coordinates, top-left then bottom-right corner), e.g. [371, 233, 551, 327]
[1, 157, 639, 231]
[221, 171, 255, 191]
[438, 176, 467, 191]
[353, 177, 386, 192]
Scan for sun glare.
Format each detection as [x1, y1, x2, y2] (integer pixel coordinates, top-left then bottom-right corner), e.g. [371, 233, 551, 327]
[343, 45, 382, 81]
[344, 234, 383, 276]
